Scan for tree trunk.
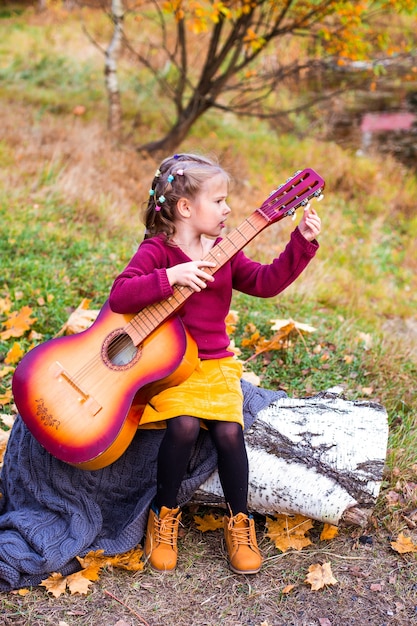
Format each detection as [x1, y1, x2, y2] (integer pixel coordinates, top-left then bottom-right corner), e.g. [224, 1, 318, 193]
[193, 391, 389, 526]
[137, 101, 210, 156]
[105, 0, 124, 139]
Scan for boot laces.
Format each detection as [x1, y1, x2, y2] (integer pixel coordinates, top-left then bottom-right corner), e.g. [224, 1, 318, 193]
[155, 512, 180, 546]
[228, 516, 252, 548]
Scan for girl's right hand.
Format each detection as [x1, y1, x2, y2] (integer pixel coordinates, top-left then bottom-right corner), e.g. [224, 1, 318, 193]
[166, 261, 216, 292]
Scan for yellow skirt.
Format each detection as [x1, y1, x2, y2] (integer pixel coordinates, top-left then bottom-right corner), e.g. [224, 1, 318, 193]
[138, 357, 244, 429]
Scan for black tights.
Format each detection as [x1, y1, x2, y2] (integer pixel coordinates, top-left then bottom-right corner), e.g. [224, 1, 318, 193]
[154, 416, 249, 516]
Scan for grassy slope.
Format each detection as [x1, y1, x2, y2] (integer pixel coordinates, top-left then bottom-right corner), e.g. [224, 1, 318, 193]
[0, 4, 416, 513]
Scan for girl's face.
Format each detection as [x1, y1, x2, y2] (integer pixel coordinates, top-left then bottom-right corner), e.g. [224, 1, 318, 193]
[187, 173, 231, 237]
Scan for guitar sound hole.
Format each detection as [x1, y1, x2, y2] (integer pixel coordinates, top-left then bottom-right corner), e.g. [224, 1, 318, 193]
[105, 332, 139, 368]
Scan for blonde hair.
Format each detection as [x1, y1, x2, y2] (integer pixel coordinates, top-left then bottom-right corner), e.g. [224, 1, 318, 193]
[144, 153, 229, 239]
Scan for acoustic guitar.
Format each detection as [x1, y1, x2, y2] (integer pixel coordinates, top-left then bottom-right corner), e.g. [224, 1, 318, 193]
[12, 168, 324, 470]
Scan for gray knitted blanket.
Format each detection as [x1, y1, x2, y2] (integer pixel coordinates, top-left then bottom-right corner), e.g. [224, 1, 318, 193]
[0, 380, 284, 591]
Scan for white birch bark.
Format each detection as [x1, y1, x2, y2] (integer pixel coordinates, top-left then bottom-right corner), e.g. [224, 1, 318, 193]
[193, 392, 389, 526]
[105, 0, 124, 137]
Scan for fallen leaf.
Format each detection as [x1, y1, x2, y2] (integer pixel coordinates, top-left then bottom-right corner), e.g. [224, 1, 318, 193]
[107, 547, 144, 571]
[41, 572, 67, 598]
[270, 318, 317, 334]
[66, 571, 94, 595]
[0, 297, 12, 314]
[241, 369, 261, 386]
[320, 524, 339, 541]
[266, 514, 313, 552]
[73, 105, 86, 115]
[0, 306, 37, 340]
[17, 588, 30, 596]
[225, 309, 239, 335]
[5, 342, 24, 364]
[0, 430, 10, 464]
[305, 562, 338, 591]
[55, 299, 98, 336]
[391, 532, 417, 554]
[0, 390, 13, 406]
[193, 513, 224, 532]
[282, 584, 296, 594]
[0, 366, 15, 379]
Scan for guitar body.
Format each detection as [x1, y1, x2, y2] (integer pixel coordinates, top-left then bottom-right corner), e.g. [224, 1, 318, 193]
[12, 301, 198, 470]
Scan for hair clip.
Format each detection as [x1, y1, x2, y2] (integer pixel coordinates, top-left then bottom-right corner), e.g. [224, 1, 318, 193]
[167, 174, 174, 183]
[155, 205, 161, 212]
[173, 154, 180, 159]
[149, 189, 155, 196]
[155, 169, 161, 178]
[158, 195, 166, 203]
[177, 169, 184, 176]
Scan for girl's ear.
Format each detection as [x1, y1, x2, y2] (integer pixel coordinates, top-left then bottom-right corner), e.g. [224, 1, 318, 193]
[176, 197, 191, 218]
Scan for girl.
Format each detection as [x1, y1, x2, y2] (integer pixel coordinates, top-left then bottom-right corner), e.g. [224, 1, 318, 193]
[109, 153, 321, 574]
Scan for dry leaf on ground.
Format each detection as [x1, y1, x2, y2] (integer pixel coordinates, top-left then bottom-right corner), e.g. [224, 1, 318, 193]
[0, 306, 37, 340]
[305, 562, 338, 591]
[265, 514, 313, 552]
[390, 532, 417, 553]
[320, 523, 339, 541]
[193, 513, 224, 532]
[55, 299, 99, 336]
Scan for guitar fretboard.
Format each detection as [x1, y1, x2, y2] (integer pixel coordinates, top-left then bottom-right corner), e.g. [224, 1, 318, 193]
[126, 211, 268, 345]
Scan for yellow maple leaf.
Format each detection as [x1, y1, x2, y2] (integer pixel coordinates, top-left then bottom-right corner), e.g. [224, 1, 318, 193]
[0, 430, 10, 465]
[0, 296, 12, 315]
[320, 523, 339, 541]
[107, 547, 144, 571]
[0, 389, 13, 406]
[66, 570, 94, 595]
[391, 532, 417, 554]
[270, 318, 317, 334]
[305, 562, 338, 591]
[193, 513, 224, 532]
[55, 299, 98, 337]
[5, 342, 24, 365]
[77, 547, 145, 574]
[0, 306, 37, 341]
[265, 514, 313, 552]
[0, 366, 15, 379]
[225, 309, 239, 336]
[41, 572, 67, 598]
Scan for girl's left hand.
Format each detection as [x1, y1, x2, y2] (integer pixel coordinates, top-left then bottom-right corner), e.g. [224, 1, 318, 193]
[297, 207, 321, 242]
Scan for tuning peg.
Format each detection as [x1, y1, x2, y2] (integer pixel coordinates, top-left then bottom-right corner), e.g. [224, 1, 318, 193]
[314, 190, 324, 201]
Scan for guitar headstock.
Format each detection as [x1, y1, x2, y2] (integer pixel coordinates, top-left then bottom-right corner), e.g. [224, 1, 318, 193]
[257, 168, 325, 224]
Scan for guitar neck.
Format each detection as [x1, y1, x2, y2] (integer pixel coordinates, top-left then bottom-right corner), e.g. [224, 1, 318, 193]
[126, 211, 270, 345]
[125, 166, 324, 346]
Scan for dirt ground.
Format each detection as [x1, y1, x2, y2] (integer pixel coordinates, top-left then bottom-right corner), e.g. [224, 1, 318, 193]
[2, 507, 417, 626]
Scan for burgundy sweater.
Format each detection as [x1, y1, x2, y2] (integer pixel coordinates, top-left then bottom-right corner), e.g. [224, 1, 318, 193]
[109, 228, 319, 360]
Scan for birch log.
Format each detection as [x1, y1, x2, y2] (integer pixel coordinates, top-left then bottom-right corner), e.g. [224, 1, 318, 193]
[193, 391, 389, 526]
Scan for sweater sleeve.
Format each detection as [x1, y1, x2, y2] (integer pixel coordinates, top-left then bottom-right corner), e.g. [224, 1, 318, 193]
[109, 238, 174, 314]
[231, 227, 319, 298]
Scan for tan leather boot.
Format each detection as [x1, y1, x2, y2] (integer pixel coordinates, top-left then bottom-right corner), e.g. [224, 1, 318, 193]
[144, 504, 182, 571]
[224, 511, 263, 574]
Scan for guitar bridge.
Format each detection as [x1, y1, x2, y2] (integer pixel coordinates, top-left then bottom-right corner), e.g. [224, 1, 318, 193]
[50, 361, 102, 416]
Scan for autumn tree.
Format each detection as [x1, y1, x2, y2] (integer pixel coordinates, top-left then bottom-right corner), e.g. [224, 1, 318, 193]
[100, 0, 417, 154]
